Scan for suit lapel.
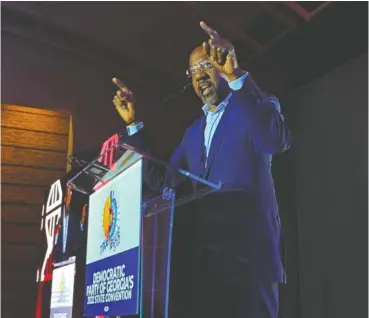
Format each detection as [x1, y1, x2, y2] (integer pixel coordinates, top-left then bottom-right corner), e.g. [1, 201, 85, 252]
[204, 100, 234, 177]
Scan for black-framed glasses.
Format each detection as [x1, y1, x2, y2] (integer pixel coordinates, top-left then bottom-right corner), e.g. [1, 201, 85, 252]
[185, 60, 213, 78]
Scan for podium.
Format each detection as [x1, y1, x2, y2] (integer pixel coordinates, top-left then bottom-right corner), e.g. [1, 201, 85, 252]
[68, 142, 221, 318]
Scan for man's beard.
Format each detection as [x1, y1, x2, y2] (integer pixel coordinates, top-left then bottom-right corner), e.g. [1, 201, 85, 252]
[201, 91, 218, 105]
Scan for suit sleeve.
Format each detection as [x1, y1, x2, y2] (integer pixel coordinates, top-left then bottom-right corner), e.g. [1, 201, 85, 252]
[237, 74, 292, 154]
[164, 132, 188, 189]
[122, 127, 187, 192]
[121, 128, 162, 192]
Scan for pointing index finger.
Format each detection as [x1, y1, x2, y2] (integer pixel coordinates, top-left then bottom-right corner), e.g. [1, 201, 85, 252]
[200, 21, 219, 39]
[112, 77, 129, 91]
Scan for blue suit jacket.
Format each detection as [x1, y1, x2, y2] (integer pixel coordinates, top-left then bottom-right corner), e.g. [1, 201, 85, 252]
[164, 75, 292, 283]
[125, 75, 292, 283]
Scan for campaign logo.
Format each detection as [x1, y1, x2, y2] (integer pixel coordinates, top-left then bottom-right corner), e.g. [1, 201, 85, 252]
[100, 190, 120, 255]
[58, 272, 66, 302]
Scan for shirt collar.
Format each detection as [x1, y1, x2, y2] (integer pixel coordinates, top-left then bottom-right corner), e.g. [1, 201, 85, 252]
[202, 92, 232, 116]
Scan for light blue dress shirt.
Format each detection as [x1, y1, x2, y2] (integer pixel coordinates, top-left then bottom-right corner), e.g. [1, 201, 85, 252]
[202, 73, 248, 164]
[127, 121, 144, 136]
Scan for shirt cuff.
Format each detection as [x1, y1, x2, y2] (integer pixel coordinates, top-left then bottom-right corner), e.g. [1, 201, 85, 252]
[126, 122, 144, 136]
[228, 72, 249, 91]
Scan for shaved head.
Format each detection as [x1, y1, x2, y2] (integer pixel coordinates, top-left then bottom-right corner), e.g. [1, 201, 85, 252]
[189, 46, 204, 65]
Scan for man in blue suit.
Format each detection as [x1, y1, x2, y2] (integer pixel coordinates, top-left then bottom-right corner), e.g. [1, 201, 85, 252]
[112, 21, 291, 318]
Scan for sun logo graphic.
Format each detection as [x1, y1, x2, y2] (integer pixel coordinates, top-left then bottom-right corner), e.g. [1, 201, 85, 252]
[100, 190, 121, 255]
[57, 272, 65, 302]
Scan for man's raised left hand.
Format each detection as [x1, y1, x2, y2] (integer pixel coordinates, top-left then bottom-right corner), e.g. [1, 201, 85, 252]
[200, 21, 243, 81]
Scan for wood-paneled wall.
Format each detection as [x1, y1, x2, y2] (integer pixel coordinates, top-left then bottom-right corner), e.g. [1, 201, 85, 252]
[1, 104, 71, 317]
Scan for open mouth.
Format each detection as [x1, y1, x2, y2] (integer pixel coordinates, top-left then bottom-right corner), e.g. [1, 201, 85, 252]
[198, 82, 214, 96]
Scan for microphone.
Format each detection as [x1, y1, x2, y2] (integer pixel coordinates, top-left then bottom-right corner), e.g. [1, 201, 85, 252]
[162, 82, 192, 105]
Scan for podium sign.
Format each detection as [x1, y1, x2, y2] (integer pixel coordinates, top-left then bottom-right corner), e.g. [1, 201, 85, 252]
[50, 261, 76, 318]
[84, 160, 142, 316]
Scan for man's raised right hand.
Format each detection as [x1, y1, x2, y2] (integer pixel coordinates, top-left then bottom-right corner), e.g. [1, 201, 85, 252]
[112, 77, 137, 125]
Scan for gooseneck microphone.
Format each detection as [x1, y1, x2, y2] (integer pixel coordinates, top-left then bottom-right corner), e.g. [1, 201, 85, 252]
[162, 82, 192, 105]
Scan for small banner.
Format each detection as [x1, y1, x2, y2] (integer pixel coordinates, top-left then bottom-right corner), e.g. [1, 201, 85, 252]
[84, 160, 142, 316]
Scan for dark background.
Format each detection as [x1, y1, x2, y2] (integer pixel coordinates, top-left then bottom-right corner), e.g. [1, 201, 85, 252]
[1, 2, 367, 317]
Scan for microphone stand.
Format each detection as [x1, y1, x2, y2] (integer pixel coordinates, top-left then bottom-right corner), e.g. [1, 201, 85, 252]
[162, 82, 192, 105]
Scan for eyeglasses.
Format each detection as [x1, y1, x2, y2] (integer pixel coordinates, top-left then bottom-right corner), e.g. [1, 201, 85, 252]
[186, 60, 213, 78]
